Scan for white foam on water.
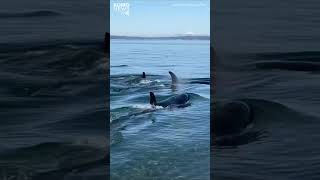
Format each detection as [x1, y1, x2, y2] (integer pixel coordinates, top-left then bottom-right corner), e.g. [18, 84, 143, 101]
[132, 104, 164, 110]
[132, 104, 152, 109]
[139, 79, 152, 84]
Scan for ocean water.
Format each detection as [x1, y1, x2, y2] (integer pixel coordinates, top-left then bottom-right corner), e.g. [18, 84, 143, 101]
[110, 39, 210, 179]
[213, 0, 320, 179]
[0, 0, 108, 179]
[0, 0, 108, 44]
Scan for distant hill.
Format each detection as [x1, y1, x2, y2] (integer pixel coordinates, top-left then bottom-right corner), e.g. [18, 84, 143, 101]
[110, 35, 210, 40]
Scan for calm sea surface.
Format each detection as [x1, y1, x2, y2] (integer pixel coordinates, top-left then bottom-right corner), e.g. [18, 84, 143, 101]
[214, 0, 320, 179]
[111, 39, 210, 180]
[0, 0, 108, 179]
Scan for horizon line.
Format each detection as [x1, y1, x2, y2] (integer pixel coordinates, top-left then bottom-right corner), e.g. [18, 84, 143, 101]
[110, 34, 210, 37]
[110, 35, 210, 40]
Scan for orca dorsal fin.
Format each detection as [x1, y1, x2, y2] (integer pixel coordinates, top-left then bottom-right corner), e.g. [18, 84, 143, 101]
[149, 92, 157, 105]
[142, 72, 146, 78]
[169, 71, 178, 84]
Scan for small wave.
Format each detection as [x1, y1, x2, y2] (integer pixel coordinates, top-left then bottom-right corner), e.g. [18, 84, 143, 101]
[110, 74, 162, 78]
[242, 51, 320, 72]
[188, 78, 211, 85]
[0, 10, 61, 19]
[187, 93, 209, 100]
[110, 104, 162, 125]
[0, 41, 106, 98]
[157, 65, 177, 67]
[111, 65, 128, 67]
[249, 61, 320, 72]
[138, 79, 163, 86]
[254, 51, 320, 62]
[213, 130, 267, 147]
[139, 79, 153, 84]
[111, 74, 167, 88]
[0, 39, 103, 53]
[131, 104, 153, 109]
[0, 142, 107, 179]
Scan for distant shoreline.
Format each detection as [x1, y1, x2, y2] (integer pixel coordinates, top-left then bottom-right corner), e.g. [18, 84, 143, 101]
[110, 35, 210, 40]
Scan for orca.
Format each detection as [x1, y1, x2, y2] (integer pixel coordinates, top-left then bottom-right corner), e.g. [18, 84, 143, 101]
[149, 92, 190, 108]
[140, 71, 176, 83]
[168, 71, 210, 85]
[169, 71, 178, 84]
[213, 101, 253, 136]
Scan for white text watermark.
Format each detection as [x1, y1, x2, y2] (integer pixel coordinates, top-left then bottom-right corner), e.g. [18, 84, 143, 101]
[113, 2, 130, 16]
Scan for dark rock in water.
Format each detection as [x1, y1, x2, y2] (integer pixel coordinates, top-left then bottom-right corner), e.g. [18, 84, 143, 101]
[213, 101, 252, 136]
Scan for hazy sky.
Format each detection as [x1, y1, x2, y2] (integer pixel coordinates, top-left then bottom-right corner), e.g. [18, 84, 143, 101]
[110, 0, 210, 36]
